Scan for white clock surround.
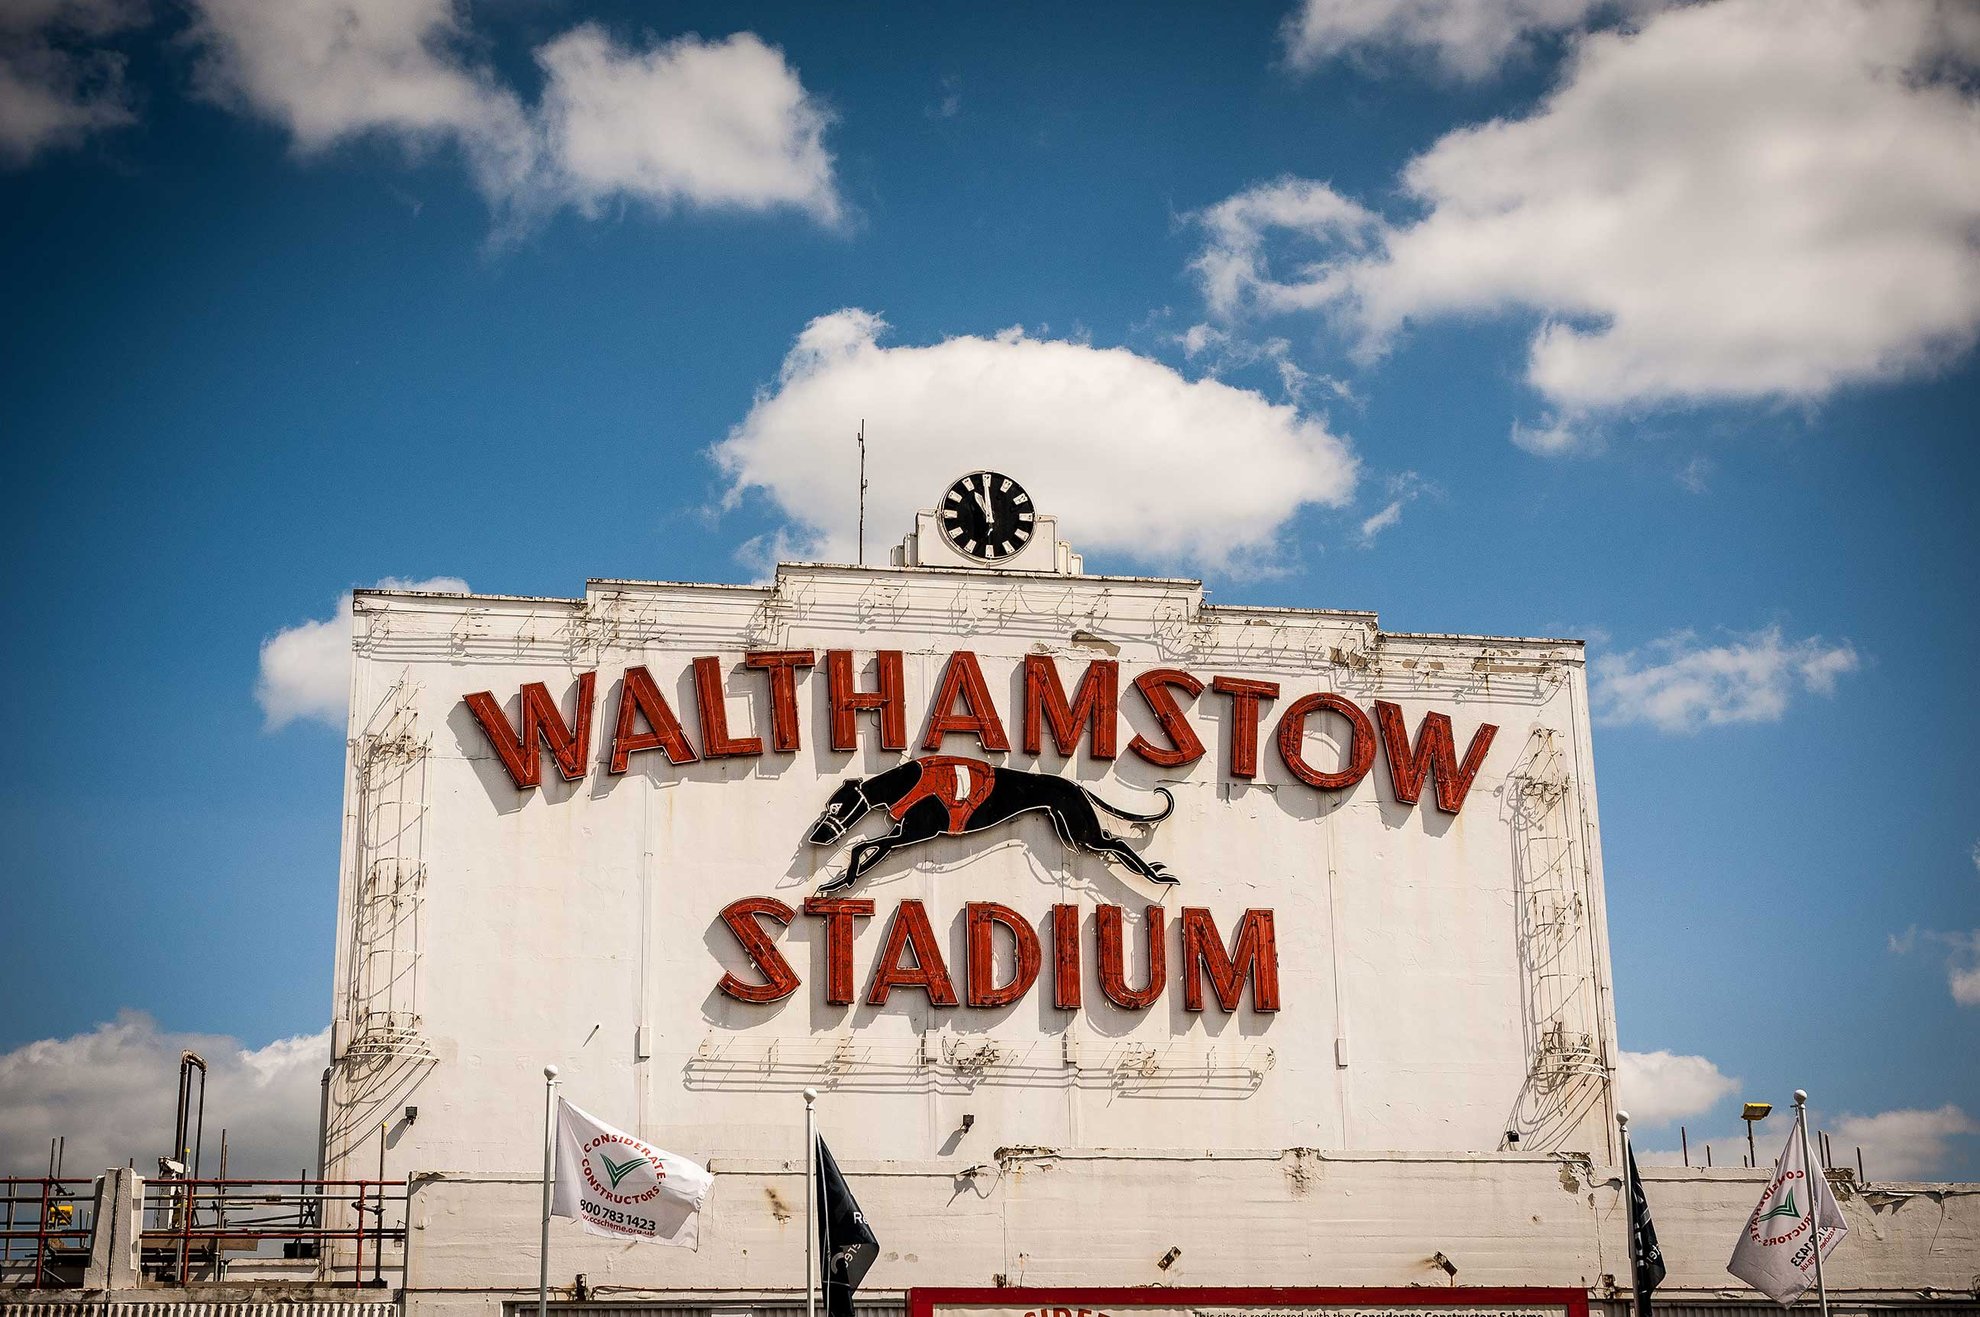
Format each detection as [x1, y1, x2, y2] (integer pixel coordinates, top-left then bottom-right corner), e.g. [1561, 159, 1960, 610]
[891, 477, 1083, 573]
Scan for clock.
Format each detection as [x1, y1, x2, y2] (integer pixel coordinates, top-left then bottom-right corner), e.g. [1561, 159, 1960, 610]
[939, 471, 1036, 562]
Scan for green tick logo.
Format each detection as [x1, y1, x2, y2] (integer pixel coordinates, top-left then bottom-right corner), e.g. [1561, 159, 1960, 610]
[599, 1150, 653, 1188]
[1756, 1190, 1800, 1224]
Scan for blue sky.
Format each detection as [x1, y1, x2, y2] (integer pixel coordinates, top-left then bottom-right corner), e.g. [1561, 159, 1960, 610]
[1, 0, 1975, 1179]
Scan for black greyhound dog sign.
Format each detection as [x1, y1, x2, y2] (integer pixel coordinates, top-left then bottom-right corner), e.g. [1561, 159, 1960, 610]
[806, 754, 1176, 892]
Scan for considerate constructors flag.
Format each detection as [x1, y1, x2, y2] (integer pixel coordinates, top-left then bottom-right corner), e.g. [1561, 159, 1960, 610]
[551, 1098, 713, 1247]
[1727, 1108, 1848, 1304]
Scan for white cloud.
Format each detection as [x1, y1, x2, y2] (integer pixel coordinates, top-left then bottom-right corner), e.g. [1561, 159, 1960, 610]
[1591, 625, 1859, 733]
[257, 575, 467, 731]
[536, 26, 839, 225]
[1510, 415, 1587, 456]
[187, 0, 535, 199]
[1172, 321, 1351, 406]
[1676, 455, 1712, 494]
[0, 1013, 326, 1179]
[1281, 0, 1643, 81]
[1191, 177, 1383, 322]
[1890, 926, 1980, 1009]
[927, 75, 962, 121]
[1204, 0, 1980, 430]
[186, 0, 841, 229]
[711, 309, 1360, 574]
[1829, 1104, 1978, 1181]
[1356, 469, 1428, 545]
[733, 525, 812, 587]
[1179, 323, 1229, 358]
[1638, 1103, 1979, 1179]
[0, 0, 145, 166]
[1617, 1048, 1738, 1127]
[1358, 500, 1404, 543]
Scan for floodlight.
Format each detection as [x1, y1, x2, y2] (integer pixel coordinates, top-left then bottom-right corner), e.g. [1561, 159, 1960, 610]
[1742, 1101, 1774, 1167]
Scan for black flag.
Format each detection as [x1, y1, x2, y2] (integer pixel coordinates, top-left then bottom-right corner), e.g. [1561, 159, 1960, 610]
[816, 1136, 878, 1317]
[1628, 1142, 1667, 1317]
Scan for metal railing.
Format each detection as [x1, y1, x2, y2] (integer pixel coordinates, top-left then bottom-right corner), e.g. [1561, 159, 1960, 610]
[0, 1177, 95, 1288]
[135, 1177, 407, 1287]
[2, 1176, 407, 1290]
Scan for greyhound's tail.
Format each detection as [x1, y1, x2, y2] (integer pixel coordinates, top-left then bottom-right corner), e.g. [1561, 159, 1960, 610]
[1083, 784, 1175, 824]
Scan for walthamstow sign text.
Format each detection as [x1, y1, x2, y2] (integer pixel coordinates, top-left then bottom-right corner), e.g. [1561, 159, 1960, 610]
[462, 648, 1498, 811]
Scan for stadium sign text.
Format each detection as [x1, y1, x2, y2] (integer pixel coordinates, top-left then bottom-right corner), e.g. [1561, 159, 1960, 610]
[713, 896, 1278, 1014]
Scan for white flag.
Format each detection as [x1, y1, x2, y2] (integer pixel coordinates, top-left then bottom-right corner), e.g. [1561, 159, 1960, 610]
[551, 1098, 713, 1247]
[1727, 1109, 1848, 1304]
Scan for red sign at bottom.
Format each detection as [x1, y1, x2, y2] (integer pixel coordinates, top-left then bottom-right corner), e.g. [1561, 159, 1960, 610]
[909, 1287, 1590, 1317]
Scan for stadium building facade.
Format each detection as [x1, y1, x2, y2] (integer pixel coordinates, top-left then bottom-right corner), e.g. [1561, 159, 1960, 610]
[22, 477, 1970, 1317]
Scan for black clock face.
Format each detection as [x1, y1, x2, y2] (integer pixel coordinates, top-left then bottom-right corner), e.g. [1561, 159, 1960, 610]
[940, 471, 1035, 561]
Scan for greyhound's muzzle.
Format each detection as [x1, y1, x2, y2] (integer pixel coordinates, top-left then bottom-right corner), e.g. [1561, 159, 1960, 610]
[807, 786, 873, 846]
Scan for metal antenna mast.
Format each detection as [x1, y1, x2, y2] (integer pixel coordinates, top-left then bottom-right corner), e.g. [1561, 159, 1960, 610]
[856, 419, 867, 565]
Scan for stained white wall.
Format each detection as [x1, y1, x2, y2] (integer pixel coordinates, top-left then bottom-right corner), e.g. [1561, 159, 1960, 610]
[400, 1159, 1980, 1312]
[327, 561, 1618, 1198]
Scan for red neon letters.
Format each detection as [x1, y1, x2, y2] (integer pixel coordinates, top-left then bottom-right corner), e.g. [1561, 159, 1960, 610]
[715, 898, 1280, 1014]
[464, 651, 1499, 816]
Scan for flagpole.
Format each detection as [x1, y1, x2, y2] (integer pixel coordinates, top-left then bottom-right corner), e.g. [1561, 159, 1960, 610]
[539, 1065, 559, 1317]
[1795, 1090, 1831, 1317]
[804, 1088, 818, 1317]
[1618, 1111, 1641, 1317]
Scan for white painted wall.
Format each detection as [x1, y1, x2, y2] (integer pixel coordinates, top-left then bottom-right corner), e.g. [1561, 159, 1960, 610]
[405, 1153, 1625, 1312]
[399, 1159, 1980, 1312]
[326, 553, 1621, 1286]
